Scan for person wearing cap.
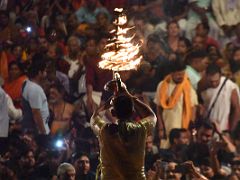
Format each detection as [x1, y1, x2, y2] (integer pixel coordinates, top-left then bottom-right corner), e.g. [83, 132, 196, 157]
[57, 163, 76, 180]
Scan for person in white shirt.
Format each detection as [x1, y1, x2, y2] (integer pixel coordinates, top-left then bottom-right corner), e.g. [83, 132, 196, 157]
[0, 87, 9, 137]
[201, 64, 240, 131]
[22, 54, 50, 135]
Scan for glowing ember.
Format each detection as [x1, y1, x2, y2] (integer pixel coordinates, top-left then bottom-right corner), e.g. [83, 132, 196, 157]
[99, 8, 142, 71]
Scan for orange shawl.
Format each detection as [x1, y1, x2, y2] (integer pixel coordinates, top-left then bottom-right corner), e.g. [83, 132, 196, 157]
[159, 74, 192, 129]
[0, 51, 8, 80]
[4, 75, 27, 101]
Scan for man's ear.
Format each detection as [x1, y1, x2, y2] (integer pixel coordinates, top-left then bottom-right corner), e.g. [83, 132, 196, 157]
[111, 109, 116, 117]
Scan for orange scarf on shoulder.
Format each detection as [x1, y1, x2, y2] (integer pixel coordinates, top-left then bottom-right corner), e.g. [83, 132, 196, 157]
[159, 73, 192, 129]
[0, 51, 8, 80]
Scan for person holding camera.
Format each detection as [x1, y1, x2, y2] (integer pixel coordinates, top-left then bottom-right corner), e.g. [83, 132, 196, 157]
[90, 81, 157, 179]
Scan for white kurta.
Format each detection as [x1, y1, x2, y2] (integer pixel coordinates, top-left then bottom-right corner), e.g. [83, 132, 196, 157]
[201, 77, 240, 131]
[154, 80, 198, 148]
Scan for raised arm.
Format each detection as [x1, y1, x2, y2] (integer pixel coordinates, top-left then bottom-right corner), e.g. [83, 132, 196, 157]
[90, 97, 112, 135]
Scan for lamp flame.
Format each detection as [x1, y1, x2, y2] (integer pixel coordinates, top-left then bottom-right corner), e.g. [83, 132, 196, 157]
[99, 8, 142, 71]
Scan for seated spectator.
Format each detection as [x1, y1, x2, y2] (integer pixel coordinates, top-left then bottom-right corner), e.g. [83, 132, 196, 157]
[4, 61, 27, 108]
[187, 121, 214, 166]
[192, 35, 206, 50]
[145, 135, 159, 171]
[8, 44, 24, 63]
[195, 22, 219, 49]
[163, 0, 188, 32]
[17, 149, 36, 179]
[185, 0, 220, 41]
[0, 86, 9, 154]
[49, 82, 75, 136]
[177, 37, 192, 57]
[75, 0, 110, 24]
[230, 47, 240, 74]
[0, 10, 19, 42]
[232, 24, 240, 48]
[57, 163, 76, 180]
[94, 11, 113, 34]
[159, 128, 189, 163]
[72, 153, 95, 180]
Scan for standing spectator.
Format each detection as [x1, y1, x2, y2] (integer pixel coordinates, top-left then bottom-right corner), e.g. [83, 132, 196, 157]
[64, 36, 84, 100]
[0, 87, 9, 136]
[154, 60, 198, 149]
[0, 42, 9, 80]
[201, 64, 240, 131]
[75, 0, 110, 24]
[185, 49, 208, 90]
[0, 86, 9, 152]
[84, 37, 111, 114]
[4, 61, 27, 108]
[128, 34, 170, 103]
[22, 54, 50, 135]
[73, 154, 95, 180]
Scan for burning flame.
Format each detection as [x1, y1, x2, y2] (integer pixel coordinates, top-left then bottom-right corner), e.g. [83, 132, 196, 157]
[99, 8, 142, 71]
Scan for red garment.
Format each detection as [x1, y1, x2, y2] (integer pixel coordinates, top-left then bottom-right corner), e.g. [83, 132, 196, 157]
[206, 36, 219, 49]
[85, 56, 112, 92]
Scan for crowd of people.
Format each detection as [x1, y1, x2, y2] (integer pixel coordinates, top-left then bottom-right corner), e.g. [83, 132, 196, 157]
[0, 0, 240, 179]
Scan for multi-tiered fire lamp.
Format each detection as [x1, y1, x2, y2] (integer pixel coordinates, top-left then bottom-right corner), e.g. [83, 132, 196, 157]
[98, 8, 142, 94]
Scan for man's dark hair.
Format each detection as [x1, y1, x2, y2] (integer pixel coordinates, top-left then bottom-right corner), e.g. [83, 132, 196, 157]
[206, 63, 221, 75]
[50, 81, 66, 96]
[200, 22, 210, 33]
[186, 49, 207, 64]
[179, 37, 192, 49]
[198, 121, 214, 131]
[170, 59, 186, 73]
[27, 54, 47, 78]
[8, 61, 25, 74]
[166, 20, 179, 30]
[169, 128, 187, 145]
[147, 33, 164, 45]
[113, 95, 133, 120]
